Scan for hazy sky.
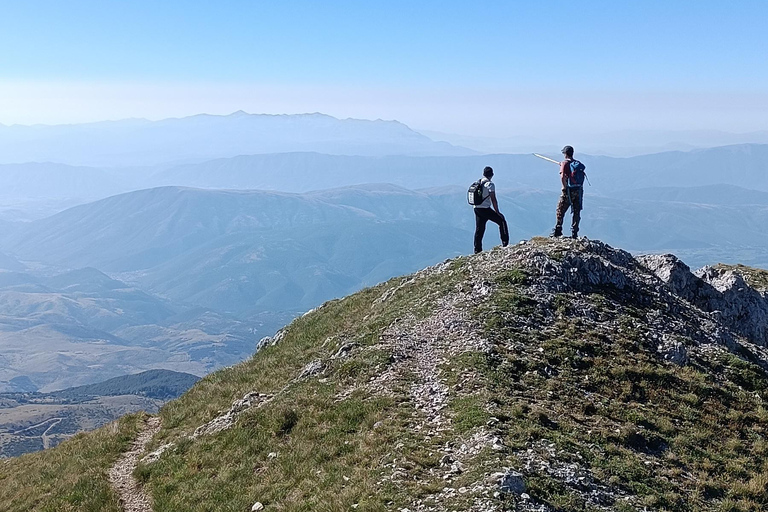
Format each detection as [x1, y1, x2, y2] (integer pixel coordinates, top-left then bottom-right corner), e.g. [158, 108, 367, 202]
[0, 0, 766, 137]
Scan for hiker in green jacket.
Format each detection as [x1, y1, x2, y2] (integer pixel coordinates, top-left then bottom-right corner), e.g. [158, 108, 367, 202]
[551, 145, 584, 239]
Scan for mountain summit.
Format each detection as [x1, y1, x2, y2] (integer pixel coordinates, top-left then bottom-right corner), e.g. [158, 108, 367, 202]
[2, 238, 768, 512]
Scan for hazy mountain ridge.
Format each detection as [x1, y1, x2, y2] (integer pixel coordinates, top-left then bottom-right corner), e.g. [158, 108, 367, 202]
[422, 128, 768, 157]
[2, 185, 470, 312]
[620, 184, 768, 205]
[10, 178, 768, 266]
[3, 143, 768, 225]
[0, 162, 127, 200]
[5, 181, 768, 320]
[0, 112, 474, 166]
[149, 143, 768, 195]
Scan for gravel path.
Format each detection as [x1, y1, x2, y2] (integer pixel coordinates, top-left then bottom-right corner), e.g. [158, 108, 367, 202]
[109, 416, 160, 512]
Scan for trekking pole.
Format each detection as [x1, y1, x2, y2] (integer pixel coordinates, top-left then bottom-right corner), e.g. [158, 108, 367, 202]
[533, 153, 559, 165]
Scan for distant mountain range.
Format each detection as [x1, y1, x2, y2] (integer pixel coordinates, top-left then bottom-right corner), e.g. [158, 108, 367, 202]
[0, 112, 474, 166]
[4, 181, 768, 320]
[151, 143, 768, 194]
[26, 369, 200, 401]
[3, 185, 469, 316]
[4, 144, 768, 212]
[423, 128, 768, 157]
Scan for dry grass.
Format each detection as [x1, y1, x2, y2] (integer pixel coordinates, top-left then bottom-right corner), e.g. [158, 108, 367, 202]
[137, 263, 470, 511]
[0, 413, 143, 512]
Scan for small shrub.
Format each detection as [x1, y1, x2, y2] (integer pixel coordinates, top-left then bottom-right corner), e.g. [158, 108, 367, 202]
[277, 408, 299, 437]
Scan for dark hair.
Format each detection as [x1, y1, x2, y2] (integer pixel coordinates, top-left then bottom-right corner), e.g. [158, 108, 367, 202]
[483, 166, 494, 177]
[561, 145, 574, 157]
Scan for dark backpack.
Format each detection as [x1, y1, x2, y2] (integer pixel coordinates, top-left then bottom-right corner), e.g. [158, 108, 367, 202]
[566, 160, 587, 188]
[467, 179, 487, 205]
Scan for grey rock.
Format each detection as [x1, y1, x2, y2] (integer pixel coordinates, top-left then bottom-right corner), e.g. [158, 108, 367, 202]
[638, 253, 768, 348]
[657, 337, 688, 366]
[299, 360, 325, 379]
[256, 329, 286, 350]
[696, 266, 768, 346]
[332, 342, 359, 360]
[637, 254, 704, 302]
[193, 392, 272, 438]
[498, 470, 526, 494]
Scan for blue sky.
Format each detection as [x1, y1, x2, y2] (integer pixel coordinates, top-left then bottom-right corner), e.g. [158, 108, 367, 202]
[0, 0, 766, 136]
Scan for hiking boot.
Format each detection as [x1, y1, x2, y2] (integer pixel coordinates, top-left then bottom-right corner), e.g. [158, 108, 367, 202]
[550, 227, 563, 238]
[571, 231, 579, 239]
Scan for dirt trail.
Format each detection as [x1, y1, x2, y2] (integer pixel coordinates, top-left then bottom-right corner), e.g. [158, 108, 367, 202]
[109, 416, 161, 512]
[41, 418, 63, 449]
[12, 416, 62, 435]
[11, 416, 65, 450]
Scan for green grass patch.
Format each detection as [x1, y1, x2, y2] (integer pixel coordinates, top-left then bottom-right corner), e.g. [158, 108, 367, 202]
[135, 259, 472, 511]
[0, 413, 144, 512]
[451, 396, 490, 434]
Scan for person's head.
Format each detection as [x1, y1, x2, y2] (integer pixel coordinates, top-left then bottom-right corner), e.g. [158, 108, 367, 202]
[483, 166, 494, 178]
[561, 145, 574, 158]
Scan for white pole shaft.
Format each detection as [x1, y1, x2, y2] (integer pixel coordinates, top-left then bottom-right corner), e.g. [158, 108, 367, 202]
[533, 153, 560, 165]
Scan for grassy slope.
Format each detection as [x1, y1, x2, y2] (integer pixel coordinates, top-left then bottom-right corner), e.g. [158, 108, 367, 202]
[0, 413, 144, 512]
[138, 242, 768, 512]
[1, 242, 767, 512]
[138, 262, 469, 511]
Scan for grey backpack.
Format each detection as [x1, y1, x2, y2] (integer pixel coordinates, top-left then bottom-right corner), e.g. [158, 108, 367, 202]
[467, 179, 486, 205]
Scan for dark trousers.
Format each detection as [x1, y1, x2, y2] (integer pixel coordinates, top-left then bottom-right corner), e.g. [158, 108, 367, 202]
[474, 208, 509, 253]
[555, 187, 583, 234]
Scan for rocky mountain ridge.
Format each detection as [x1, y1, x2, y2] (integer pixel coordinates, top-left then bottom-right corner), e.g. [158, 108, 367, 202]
[134, 237, 768, 511]
[2, 237, 768, 512]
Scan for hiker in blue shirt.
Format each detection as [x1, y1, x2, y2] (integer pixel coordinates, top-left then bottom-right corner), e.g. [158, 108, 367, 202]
[551, 146, 584, 239]
[473, 166, 509, 253]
